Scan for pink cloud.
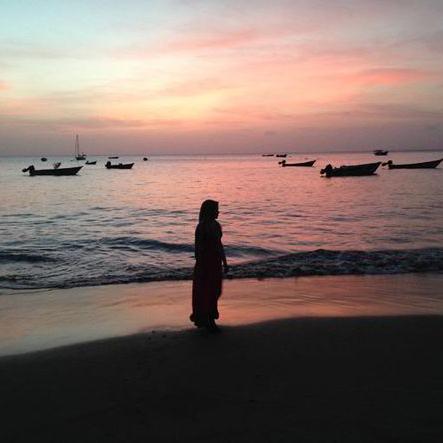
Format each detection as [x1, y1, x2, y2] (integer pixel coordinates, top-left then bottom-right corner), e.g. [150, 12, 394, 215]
[114, 25, 295, 59]
[166, 29, 261, 52]
[345, 103, 443, 120]
[0, 81, 8, 91]
[345, 68, 434, 86]
[157, 78, 234, 97]
[112, 29, 258, 58]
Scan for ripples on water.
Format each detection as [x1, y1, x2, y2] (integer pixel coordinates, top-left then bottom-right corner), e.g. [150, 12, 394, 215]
[1, 151, 442, 290]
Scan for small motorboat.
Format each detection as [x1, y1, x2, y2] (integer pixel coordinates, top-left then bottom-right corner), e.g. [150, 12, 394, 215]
[262, 154, 274, 157]
[143, 157, 148, 161]
[22, 165, 83, 176]
[105, 161, 134, 169]
[382, 159, 442, 169]
[108, 156, 119, 159]
[41, 157, 47, 162]
[373, 149, 389, 156]
[86, 160, 97, 165]
[276, 153, 287, 158]
[320, 162, 381, 177]
[280, 159, 316, 167]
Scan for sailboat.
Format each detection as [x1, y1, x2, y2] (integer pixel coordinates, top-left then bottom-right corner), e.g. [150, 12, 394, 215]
[74, 134, 86, 160]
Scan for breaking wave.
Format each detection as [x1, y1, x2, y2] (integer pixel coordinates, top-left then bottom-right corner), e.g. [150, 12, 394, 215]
[1, 247, 442, 291]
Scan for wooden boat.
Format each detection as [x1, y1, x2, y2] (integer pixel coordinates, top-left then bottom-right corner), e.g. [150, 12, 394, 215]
[382, 159, 442, 169]
[108, 156, 119, 159]
[86, 160, 97, 165]
[320, 162, 381, 177]
[74, 134, 86, 160]
[275, 153, 287, 158]
[373, 149, 389, 156]
[262, 154, 274, 157]
[143, 157, 148, 161]
[22, 165, 83, 176]
[105, 161, 134, 169]
[41, 157, 47, 162]
[280, 159, 316, 167]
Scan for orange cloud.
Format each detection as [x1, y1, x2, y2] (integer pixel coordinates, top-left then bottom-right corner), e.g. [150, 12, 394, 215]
[0, 115, 189, 134]
[166, 29, 261, 52]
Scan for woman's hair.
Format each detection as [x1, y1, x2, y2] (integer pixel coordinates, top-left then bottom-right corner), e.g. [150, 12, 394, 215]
[199, 199, 219, 222]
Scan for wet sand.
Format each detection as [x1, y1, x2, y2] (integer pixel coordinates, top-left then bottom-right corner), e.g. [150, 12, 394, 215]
[1, 315, 442, 442]
[2, 273, 443, 356]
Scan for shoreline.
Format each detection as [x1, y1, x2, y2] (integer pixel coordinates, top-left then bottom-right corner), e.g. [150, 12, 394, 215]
[3, 247, 443, 291]
[1, 315, 442, 442]
[1, 273, 443, 357]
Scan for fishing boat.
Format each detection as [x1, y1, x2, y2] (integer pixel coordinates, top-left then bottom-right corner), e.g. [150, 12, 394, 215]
[85, 160, 97, 165]
[275, 153, 287, 158]
[373, 149, 389, 156]
[105, 161, 134, 169]
[22, 165, 83, 176]
[320, 162, 381, 177]
[74, 134, 86, 160]
[382, 159, 442, 169]
[280, 159, 316, 167]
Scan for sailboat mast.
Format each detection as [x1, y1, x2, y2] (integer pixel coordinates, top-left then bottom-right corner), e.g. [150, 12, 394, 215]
[75, 134, 79, 157]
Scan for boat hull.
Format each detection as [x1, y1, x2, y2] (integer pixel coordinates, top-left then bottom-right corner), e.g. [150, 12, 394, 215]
[105, 163, 134, 169]
[27, 166, 83, 176]
[321, 162, 381, 177]
[387, 159, 442, 169]
[281, 160, 316, 167]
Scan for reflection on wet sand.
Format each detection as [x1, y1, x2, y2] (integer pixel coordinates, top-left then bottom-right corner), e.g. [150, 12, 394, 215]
[1, 273, 442, 356]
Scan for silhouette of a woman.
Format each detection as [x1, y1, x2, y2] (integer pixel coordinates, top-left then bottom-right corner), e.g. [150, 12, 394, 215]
[190, 200, 228, 331]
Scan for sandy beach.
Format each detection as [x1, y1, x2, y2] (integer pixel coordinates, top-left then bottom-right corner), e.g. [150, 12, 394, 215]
[1, 275, 443, 442]
[1, 315, 442, 442]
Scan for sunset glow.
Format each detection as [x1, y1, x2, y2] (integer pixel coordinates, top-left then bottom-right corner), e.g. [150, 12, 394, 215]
[1, 0, 443, 154]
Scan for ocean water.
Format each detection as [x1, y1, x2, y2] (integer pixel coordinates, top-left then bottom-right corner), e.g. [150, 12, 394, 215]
[1, 151, 443, 291]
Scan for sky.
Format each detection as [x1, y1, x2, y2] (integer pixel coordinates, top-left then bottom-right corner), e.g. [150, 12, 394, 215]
[1, 0, 443, 155]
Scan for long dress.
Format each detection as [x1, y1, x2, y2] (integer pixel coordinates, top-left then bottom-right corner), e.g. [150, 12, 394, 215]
[190, 219, 223, 326]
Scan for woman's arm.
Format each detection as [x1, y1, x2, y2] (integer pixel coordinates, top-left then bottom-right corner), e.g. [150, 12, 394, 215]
[217, 222, 229, 272]
[194, 224, 202, 261]
[220, 242, 229, 274]
[220, 242, 228, 268]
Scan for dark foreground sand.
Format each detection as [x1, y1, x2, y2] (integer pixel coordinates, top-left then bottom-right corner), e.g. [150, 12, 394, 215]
[1, 315, 442, 443]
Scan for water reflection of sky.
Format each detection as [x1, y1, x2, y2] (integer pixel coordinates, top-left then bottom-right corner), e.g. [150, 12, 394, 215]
[0, 152, 442, 288]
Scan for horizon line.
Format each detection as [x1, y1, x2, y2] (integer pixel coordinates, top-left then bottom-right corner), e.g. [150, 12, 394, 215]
[1, 147, 443, 158]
